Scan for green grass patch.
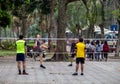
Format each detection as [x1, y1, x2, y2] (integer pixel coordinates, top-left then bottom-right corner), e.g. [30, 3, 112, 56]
[0, 50, 16, 57]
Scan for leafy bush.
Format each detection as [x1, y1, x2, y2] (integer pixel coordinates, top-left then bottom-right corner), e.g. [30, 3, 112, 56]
[1, 40, 16, 50]
[0, 10, 11, 27]
[52, 44, 56, 49]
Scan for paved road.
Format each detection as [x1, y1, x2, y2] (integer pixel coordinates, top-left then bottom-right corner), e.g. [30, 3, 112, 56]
[0, 57, 120, 84]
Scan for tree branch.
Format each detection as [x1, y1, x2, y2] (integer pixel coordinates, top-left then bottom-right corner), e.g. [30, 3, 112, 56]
[67, 0, 80, 4]
[81, 0, 88, 10]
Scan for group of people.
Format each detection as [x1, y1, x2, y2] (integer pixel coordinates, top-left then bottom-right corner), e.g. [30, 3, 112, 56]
[86, 40, 109, 61]
[16, 35, 109, 76]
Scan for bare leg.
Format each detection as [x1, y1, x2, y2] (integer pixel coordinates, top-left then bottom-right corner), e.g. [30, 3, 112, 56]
[68, 57, 73, 66]
[17, 61, 21, 74]
[22, 61, 26, 71]
[40, 54, 43, 65]
[68, 53, 75, 66]
[40, 53, 46, 69]
[72, 63, 79, 75]
[17, 61, 21, 70]
[81, 63, 84, 73]
[76, 64, 79, 73]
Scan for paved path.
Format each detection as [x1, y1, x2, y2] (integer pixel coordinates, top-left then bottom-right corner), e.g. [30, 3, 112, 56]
[0, 57, 120, 84]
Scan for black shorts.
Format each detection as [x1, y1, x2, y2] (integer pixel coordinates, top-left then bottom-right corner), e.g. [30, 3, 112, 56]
[76, 58, 85, 64]
[16, 53, 25, 61]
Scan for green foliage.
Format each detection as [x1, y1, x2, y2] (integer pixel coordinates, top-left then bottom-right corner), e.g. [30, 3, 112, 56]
[0, 10, 11, 27]
[28, 22, 40, 37]
[1, 40, 16, 50]
[28, 0, 39, 13]
[86, 0, 97, 25]
[12, 0, 30, 7]
[52, 44, 56, 49]
[12, 0, 50, 19]
[29, 0, 50, 15]
[40, 0, 50, 14]
[27, 43, 35, 47]
[67, 1, 87, 35]
[0, 50, 16, 56]
[12, 0, 31, 18]
[0, 0, 13, 27]
[112, 8, 120, 20]
[0, 0, 13, 11]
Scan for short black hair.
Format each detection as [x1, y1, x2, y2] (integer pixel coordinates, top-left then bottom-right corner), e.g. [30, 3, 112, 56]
[19, 35, 24, 39]
[79, 38, 83, 42]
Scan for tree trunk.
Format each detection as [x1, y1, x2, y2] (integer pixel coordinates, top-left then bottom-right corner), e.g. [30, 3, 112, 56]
[48, 0, 55, 52]
[20, 5, 28, 38]
[76, 24, 82, 38]
[87, 24, 94, 38]
[99, 0, 105, 38]
[82, 0, 97, 38]
[53, 0, 68, 61]
[0, 27, 2, 48]
[115, 20, 120, 57]
[46, 0, 81, 61]
[99, 24, 104, 38]
[21, 17, 27, 37]
[114, 0, 120, 57]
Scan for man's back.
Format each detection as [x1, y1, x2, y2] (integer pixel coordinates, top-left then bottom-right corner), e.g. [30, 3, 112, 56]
[76, 42, 86, 58]
[16, 40, 25, 54]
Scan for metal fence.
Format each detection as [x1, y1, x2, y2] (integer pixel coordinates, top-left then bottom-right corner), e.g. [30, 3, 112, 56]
[0, 37, 118, 53]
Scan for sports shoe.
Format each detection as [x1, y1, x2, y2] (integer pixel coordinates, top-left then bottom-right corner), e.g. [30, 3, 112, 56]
[72, 72, 78, 76]
[80, 73, 84, 75]
[40, 64, 46, 69]
[68, 64, 72, 66]
[18, 72, 21, 75]
[23, 72, 29, 75]
[18, 70, 21, 75]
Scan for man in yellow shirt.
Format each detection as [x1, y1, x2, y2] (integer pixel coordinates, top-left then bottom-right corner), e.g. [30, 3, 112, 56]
[72, 38, 86, 76]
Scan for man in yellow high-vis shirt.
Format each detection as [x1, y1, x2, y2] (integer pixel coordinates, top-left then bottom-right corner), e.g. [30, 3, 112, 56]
[16, 35, 28, 75]
[72, 38, 86, 76]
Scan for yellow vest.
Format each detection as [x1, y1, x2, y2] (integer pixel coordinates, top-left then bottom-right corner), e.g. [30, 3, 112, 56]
[16, 40, 25, 53]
